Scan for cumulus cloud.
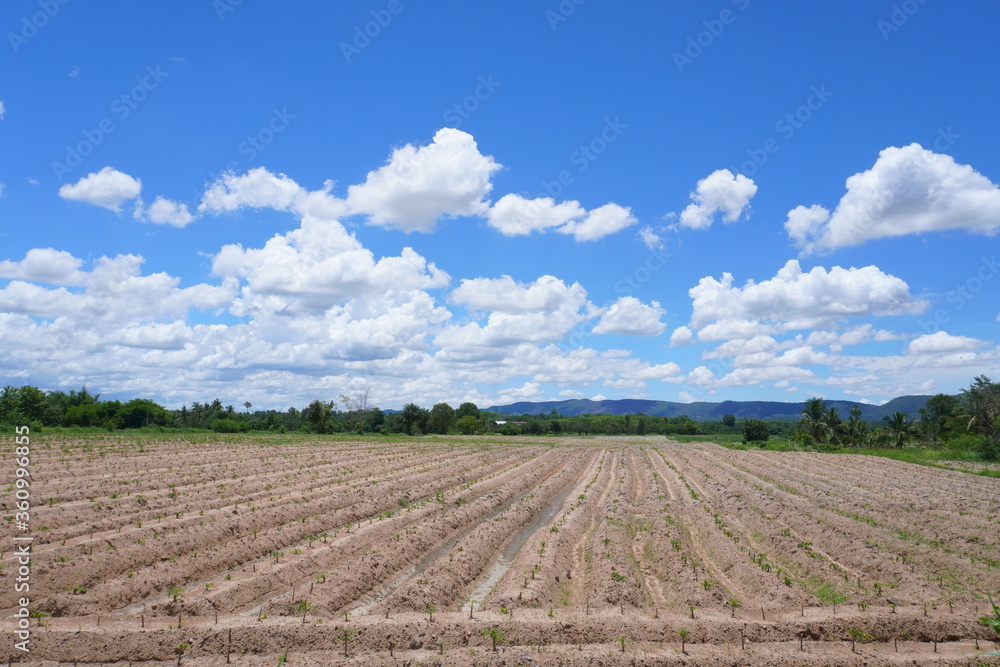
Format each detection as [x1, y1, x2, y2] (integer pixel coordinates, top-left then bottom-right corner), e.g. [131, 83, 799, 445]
[786, 144, 1000, 254]
[592, 297, 665, 336]
[688, 259, 928, 333]
[0, 248, 87, 285]
[557, 203, 637, 241]
[450, 275, 586, 314]
[143, 197, 196, 227]
[59, 167, 142, 212]
[669, 325, 694, 347]
[199, 168, 303, 213]
[486, 195, 585, 236]
[638, 226, 665, 250]
[676, 169, 757, 230]
[0, 253, 235, 324]
[905, 331, 988, 355]
[486, 196, 636, 241]
[346, 128, 501, 232]
[436, 275, 600, 353]
[214, 217, 449, 313]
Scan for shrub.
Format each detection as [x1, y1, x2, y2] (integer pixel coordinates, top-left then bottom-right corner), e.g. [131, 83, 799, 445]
[741, 419, 770, 443]
[211, 418, 248, 433]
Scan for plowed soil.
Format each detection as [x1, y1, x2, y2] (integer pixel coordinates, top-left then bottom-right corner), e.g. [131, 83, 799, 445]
[2, 433, 999, 665]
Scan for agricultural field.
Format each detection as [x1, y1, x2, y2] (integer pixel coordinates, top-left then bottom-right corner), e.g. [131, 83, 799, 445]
[2, 433, 999, 665]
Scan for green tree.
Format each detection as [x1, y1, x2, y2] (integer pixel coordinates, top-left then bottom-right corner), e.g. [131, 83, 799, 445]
[722, 414, 736, 428]
[957, 376, 1000, 460]
[800, 397, 828, 443]
[825, 407, 844, 446]
[456, 415, 484, 435]
[115, 399, 168, 429]
[844, 405, 869, 447]
[882, 411, 916, 448]
[211, 418, 248, 433]
[456, 402, 481, 421]
[741, 419, 769, 443]
[304, 399, 333, 433]
[919, 394, 959, 443]
[429, 402, 456, 434]
[400, 403, 424, 435]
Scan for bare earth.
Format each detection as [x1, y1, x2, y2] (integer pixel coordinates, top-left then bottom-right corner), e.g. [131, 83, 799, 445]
[2, 433, 999, 665]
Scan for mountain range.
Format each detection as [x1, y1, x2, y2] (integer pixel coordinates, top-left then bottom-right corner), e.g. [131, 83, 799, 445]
[486, 396, 934, 422]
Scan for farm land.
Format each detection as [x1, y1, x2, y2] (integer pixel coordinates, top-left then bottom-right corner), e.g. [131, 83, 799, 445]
[2, 433, 999, 665]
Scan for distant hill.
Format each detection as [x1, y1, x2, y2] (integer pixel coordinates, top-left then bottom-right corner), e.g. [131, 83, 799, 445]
[486, 395, 935, 422]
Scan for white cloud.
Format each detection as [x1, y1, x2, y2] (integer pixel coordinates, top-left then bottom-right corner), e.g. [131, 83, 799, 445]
[214, 217, 449, 313]
[114, 321, 194, 350]
[486, 195, 585, 236]
[144, 197, 195, 227]
[689, 259, 927, 333]
[0, 248, 87, 285]
[733, 345, 832, 368]
[450, 274, 586, 314]
[592, 297, 665, 336]
[638, 226, 665, 250]
[787, 144, 1000, 253]
[437, 275, 597, 352]
[784, 204, 830, 246]
[676, 169, 757, 230]
[669, 325, 694, 347]
[687, 365, 716, 387]
[58, 167, 142, 212]
[905, 331, 987, 355]
[0, 100, 5, 120]
[486, 196, 636, 242]
[677, 391, 697, 403]
[496, 382, 544, 404]
[558, 203, 637, 241]
[703, 335, 778, 360]
[0, 253, 235, 324]
[200, 167, 303, 213]
[346, 128, 501, 232]
[634, 361, 682, 381]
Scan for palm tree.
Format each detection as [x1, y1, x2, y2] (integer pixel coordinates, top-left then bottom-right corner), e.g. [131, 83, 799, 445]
[800, 397, 828, 443]
[883, 412, 915, 448]
[845, 406, 868, 447]
[824, 407, 844, 446]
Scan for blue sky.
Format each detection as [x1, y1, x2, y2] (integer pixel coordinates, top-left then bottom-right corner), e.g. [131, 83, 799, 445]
[1, 1, 999, 410]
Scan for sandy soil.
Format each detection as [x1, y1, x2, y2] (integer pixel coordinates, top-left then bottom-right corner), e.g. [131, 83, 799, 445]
[2, 434, 999, 665]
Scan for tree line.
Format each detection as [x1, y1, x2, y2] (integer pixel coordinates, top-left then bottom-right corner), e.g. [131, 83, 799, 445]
[774, 375, 997, 460]
[1, 375, 996, 460]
